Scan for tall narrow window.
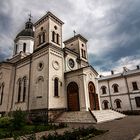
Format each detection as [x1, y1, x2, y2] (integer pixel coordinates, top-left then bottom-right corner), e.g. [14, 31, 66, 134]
[112, 84, 119, 93]
[56, 33, 59, 44]
[102, 100, 109, 109]
[52, 31, 55, 42]
[132, 82, 138, 90]
[135, 97, 140, 107]
[83, 50, 86, 58]
[115, 99, 121, 108]
[18, 79, 22, 102]
[15, 44, 18, 54]
[23, 43, 26, 52]
[43, 32, 45, 43]
[101, 86, 107, 94]
[0, 83, 4, 105]
[23, 77, 27, 102]
[54, 78, 59, 97]
[81, 49, 84, 58]
[39, 34, 41, 45]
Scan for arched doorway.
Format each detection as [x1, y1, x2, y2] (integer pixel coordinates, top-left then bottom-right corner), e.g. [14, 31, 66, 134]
[67, 82, 80, 111]
[88, 82, 99, 110]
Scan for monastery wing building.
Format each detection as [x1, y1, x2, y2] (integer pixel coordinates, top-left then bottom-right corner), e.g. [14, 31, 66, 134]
[99, 67, 140, 112]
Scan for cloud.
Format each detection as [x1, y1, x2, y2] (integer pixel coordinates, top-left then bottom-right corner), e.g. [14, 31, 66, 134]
[0, 0, 140, 74]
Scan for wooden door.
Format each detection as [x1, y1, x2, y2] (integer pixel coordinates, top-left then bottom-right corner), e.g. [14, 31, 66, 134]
[88, 82, 99, 110]
[67, 82, 80, 111]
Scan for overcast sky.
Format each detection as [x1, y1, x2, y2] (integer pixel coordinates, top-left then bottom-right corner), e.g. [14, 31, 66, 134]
[0, 0, 140, 75]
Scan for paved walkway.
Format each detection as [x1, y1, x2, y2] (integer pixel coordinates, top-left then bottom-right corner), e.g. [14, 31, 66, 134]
[90, 116, 140, 140]
[27, 116, 140, 140]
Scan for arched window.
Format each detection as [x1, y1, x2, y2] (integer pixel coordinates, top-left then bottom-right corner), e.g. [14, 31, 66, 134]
[36, 76, 44, 98]
[56, 33, 59, 44]
[135, 97, 140, 107]
[15, 44, 18, 54]
[112, 84, 119, 93]
[23, 43, 26, 52]
[102, 100, 109, 109]
[38, 34, 41, 45]
[115, 99, 121, 108]
[52, 31, 55, 42]
[17, 79, 22, 102]
[101, 86, 107, 94]
[43, 32, 45, 43]
[54, 78, 59, 97]
[23, 77, 27, 102]
[0, 83, 4, 105]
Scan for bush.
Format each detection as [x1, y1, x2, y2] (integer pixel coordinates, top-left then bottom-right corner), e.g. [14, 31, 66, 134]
[11, 109, 27, 130]
[123, 110, 140, 115]
[0, 117, 12, 128]
[41, 126, 106, 140]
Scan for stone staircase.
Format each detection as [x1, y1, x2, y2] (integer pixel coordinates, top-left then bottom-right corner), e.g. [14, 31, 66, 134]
[55, 111, 96, 123]
[92, 109, 126, 123]
[55, 110, 126, 124]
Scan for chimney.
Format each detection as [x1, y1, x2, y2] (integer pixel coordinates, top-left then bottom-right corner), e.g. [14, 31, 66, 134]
[111, 70, 114, 75]
[137, 65, 140, 69]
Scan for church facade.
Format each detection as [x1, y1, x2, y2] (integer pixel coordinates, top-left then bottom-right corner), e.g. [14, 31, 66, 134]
[0, 12, 101, 119]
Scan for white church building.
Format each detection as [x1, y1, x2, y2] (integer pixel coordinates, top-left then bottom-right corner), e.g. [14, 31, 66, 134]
[0, 12, 103, 121]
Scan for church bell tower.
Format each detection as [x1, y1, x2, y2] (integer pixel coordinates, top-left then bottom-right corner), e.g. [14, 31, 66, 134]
[34, 11, 64, 51]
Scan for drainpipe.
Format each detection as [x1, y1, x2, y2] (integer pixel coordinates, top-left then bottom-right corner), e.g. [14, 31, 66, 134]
[27, 56, 32, 112]
[107, 80, 113, 109]
[10, 64, 17, 112]
[124, 76, 133, 110]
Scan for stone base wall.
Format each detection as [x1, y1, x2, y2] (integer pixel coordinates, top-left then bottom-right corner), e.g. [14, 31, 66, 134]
[29, 108, 66, 122]
[48, 108, 66, 122]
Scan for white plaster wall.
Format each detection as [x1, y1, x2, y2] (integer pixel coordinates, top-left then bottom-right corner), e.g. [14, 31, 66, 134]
[49, 18, 62, 48]
[83, 68, 101, 110]
[99, 81, 109, 96]
[130, 93, 140, 110]
[0, 64, 13, 113]
[65, 71, 86, 111]
[64, 52, 78, 72]
[111, 95, 131, 111]
[48, 48, 66, 109]
[109, 78, 128, 95]
[15, 39, 34, 54]
[12, 61, 30, 111]
[126, 75, 140, 92]
[100, 97, 111, 109]
[29, 50, 49, 110]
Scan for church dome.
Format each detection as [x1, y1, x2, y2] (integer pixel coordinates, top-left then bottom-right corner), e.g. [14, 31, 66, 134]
[16, 18, 34, 38]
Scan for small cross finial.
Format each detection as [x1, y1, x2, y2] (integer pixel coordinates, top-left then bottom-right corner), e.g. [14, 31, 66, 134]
[73, 30, 76, 36]
[28, 12, 32, 21]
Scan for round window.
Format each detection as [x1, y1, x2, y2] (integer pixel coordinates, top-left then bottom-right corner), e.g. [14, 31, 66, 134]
[69, 59, 75, 68]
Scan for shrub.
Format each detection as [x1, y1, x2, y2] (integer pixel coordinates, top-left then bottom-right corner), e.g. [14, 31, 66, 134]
[123, 110, 140, 115]
[0, 117, 12, 128]
[11, 109, 27, 130]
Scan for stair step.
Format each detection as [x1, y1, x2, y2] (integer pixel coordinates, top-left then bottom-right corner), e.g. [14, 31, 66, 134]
[55, 111, 96, 123]
[91, 110, 125, 123]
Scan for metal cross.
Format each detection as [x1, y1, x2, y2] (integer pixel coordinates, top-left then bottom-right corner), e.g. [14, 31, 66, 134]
[28, 12, 33, 21]
[73, 30, 76, 36]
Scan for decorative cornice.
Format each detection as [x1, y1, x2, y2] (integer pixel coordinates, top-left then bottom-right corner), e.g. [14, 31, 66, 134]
[63, 34, 88, 45]
[34, 11, 64, 27]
